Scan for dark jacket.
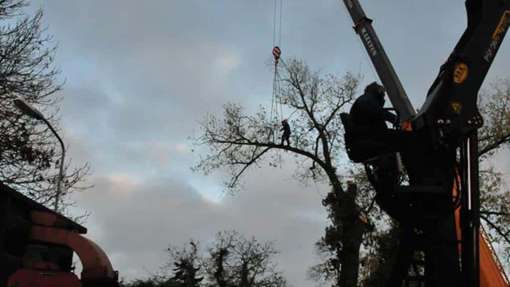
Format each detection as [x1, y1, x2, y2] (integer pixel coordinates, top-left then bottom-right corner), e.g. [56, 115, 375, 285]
[281, 121, 291, 136]
[349, 86, 396, 134]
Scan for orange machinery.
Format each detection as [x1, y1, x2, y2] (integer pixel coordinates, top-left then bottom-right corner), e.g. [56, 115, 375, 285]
[340, 0, 510, 285]
[480, 230, 509, 287]
[0, 182, 118, 287]
[452, 179, 509, 287]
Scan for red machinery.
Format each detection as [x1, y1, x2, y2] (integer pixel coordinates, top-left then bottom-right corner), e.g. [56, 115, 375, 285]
[0, 182, 118, 287]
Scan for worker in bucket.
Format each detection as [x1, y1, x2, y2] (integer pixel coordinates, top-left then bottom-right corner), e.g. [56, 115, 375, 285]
[350, 82, 397, 136]
[348, 81, 415, 155]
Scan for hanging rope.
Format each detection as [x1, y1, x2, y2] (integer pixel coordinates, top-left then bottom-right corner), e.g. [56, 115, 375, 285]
[271, 46, 282, 122]
[269, 49, 281, 143]
[269, 0, 285, 142]
[272, 0, 283, 49]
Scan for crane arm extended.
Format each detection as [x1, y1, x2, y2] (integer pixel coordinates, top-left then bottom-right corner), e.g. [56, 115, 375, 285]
[340, 1, 510, 286]
[340, 0, 416, 121]
[414, 0, 510, 139]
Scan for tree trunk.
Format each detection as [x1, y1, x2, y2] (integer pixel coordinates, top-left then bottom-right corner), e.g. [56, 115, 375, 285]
[338, 183, 367, 287]
[240, 260, 249, 287]
[213, 248, 228, 287]
[339, 214, 366, 286]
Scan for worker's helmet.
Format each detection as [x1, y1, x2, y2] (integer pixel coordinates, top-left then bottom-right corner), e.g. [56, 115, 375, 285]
[365, 82, 385, 95]
[365, 82, 386, 105]
[282, 119, 288, 123]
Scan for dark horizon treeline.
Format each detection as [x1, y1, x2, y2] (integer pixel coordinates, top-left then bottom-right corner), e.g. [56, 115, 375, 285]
[121, 231, 286, 287]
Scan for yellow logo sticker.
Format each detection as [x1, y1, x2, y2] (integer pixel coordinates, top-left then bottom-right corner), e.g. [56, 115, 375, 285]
[451, 102, 462, 114]
[453, 63, 469, 84]
[485, 10, 510, 62]
[493, 11, 510, 40]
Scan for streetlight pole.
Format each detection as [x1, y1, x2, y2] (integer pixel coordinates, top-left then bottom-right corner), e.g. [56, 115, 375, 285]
[13, 98, 66, 212]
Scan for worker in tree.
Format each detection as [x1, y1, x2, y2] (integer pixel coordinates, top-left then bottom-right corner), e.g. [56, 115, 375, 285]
[280, 119, 291, 146]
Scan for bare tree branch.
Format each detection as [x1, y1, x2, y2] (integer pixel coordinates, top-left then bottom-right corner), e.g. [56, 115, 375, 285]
[0, 1, 90, 209]
[481, 214, 510, 245]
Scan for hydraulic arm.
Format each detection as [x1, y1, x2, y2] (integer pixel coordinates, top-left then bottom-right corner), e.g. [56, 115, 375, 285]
[341, 0, 415, 121]
[340, 0, 510, 286]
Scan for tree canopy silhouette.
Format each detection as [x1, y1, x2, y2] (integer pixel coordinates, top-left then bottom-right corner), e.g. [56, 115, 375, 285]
[0, 0, 89, 206]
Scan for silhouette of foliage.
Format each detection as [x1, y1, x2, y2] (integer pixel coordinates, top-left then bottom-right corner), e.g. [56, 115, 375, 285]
[0, 0, 89, 206]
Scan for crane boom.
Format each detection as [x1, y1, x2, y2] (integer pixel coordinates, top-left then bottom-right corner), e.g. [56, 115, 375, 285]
[339, 0, 510, 286]
[341, 0, 416, 121]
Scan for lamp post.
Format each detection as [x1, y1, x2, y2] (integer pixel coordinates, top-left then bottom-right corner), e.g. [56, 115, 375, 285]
[13, 98, 65, 212]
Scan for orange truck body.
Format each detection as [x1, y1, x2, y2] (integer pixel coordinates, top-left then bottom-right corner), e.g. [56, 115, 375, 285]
[480, 232, 509, 287]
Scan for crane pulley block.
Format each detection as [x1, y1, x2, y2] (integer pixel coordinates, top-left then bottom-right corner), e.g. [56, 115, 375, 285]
[272, 46, 282, 64]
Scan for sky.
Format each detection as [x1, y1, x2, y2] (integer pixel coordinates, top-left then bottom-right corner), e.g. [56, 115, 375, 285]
[27, 1, 510, 286]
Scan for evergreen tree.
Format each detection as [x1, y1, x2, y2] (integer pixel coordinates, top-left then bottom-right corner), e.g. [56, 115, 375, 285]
[169, 241, 203, 287]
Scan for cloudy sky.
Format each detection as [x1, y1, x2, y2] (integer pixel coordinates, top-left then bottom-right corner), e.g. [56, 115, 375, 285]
[28, 1, 510, 286]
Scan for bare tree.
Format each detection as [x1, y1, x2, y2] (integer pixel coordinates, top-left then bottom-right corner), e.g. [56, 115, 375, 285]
[206, 231, 286, 287]
[477, 79, 510, 264]
[195, 58, 367, 285]
[0, 0, 89, 206]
